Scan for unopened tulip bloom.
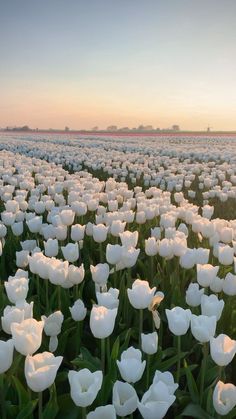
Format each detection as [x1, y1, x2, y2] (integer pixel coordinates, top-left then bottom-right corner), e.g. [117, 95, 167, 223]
[210, 276, 224, 293]
[0, 339, 14, 373]
[71, 224, 85, 241]
[213, 381, 236, 416]
[223, 273, 236, 296]
[26, 216, 42, 233]
[218, 245, 234, 266]
[41, 311, 64, 352]
[11, 221, 23, 236]
[210, 334, 236, 366]
[11, 318, 44, 355]
[90, 305, 117, 339]
[185, 283, 204, 307]
[153, 370, 178, 394]
[92, 224, 109, 243]
[106, 244, 122, 265]
[127, 279, 156, 309]
[69, 299, 87, 321]
[68, 369, 103, 407]
[180, 249, 195, 269]
[49, 260, 69, 285]
[138, 381, 176, 419]
[112, 380, 138, 417]
[194, 248, 210, 265]
[90, 263, 110, 286]
[96, 288, 119, 309]
[68, 264, 85, 285]
[119, 230, 138, 248]
[201, 294, 224, 321]
[117, 347, 146, 383]
[60, 209, 75, 226]
[166, 307, 191, 336]
[191, 314, 216, 343]
[118, 246, 140, 269]
[61, 242, 79, 263]
[145, 237, 159, 256]
[4, 276, 29, 304]
[15, 300, 34, 320]
[1, 305, 25, 334]
[16, 250, 29, 268]
[25, 352, 63, 392]
[44, 238, 58, 257]
[141, 332, 158, 355]
[110, 220, 126, 237]
[159, 238, 173, 258]
[197, 264, 219, 288]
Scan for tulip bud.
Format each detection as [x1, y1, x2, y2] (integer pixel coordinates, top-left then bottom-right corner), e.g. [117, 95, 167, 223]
[90, 305, 117, 339]
[166, 307, 191, 336]
[191, 314, 216, 343]
[141, 332, 158, 355]
[0, 339, 14, 373]
[69, 299, 87, 321]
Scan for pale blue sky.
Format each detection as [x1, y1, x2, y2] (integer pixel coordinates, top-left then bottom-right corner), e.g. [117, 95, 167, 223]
[0, 0, 236, 129]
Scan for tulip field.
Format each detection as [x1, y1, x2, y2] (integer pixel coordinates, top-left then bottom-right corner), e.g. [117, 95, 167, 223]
[1, 132, 236, 419]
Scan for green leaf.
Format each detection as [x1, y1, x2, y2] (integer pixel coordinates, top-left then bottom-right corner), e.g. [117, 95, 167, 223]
[57, 394, 78, 419]
[227, 407, 236, 419]
[159, 351, 188, 371]
[183, 359, 199, 404]
[111, 336, 120, 360]
[11, 376, 29, 408]
[16, 399, 38, 419]
[181, 403, 214, 419]
[72, 347, 101, 371]
[42, 384, 58, 419]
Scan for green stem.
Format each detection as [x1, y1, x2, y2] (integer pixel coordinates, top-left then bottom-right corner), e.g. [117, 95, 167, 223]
[146, 354, 150, 390]
[36, 274, 40, 307]
[101, 338, 106, 375]
[38, 392, 43, 419]
[45, 279, 49, 313]
[99, 243, 103, 263]
[0, 374, 6, 419]
[176, 335, 181, 383]
[76, 321, 81, 357]
[57, 285, 61, 310]
[150, 256, 154, 286]
[107, 337, 111, 371]
[81, 406, 86, 419]
[139, 309, 143, 348]
[200, 343, 208, 404]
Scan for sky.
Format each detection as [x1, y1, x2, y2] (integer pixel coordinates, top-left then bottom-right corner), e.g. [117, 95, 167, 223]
[0, 0, 236, 131]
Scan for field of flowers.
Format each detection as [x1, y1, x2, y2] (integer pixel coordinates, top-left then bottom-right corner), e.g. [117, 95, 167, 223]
[1, 132, 236, 418]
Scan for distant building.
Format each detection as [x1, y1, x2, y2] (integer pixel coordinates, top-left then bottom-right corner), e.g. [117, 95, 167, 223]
[119, 127, 130, 132]
[172, 125, 180, 131]
[107, 125, 118, 131]
[92, 126, 99, 131]
[65, 126, 70, 132]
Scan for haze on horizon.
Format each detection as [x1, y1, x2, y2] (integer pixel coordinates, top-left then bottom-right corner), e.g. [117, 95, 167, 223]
[0, 0, 236, 131]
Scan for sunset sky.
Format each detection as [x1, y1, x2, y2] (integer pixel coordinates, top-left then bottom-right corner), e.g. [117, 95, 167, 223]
[0, 0, 236, 130]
